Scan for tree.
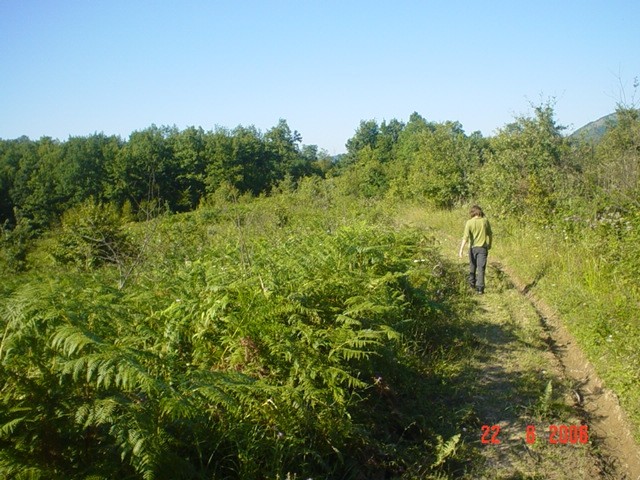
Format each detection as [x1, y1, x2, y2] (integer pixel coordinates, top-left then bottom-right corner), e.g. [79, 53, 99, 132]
[171, 126, 207, 210]
[335, 145, 388, 198]
[231, 125, 269, 194]
[594, 106, 640, 205]
[204, 127, 239, 194]
[477, 102, 570, 219]
[110, 125, 176, 211]
[345, 120, 379, 162]
[0, 137, 34, 226]
[376, 119, 405, 163]
[264, 119, 303, 182]
[405, 122, 479, 208]
[15, 137, 66, 230]
[58, 134, 121, 208]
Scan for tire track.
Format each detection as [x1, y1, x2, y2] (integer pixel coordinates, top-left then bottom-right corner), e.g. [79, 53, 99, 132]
[492, 260, 640, 480]
[459, 263, 603, 479]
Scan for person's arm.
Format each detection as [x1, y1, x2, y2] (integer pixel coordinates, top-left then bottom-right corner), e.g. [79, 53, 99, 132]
[459, 221, 469, 257]
[458, 237, 467, 257]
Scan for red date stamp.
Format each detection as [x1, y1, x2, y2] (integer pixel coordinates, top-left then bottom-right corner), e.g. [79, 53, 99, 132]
[480, 424, 501, 444]
[481, 424, 589, 445]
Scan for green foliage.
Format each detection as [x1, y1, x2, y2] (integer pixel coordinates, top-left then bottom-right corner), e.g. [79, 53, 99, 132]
[477, 102, 571, 220]
[1, 191, 469, 479]
[339, 113, 483, 207]
[50, 200, 135, 271]
[345, 119, 380, 162]
[335, 146, 389, 198]
[0, 120, 322, 241]
[592, 106, 640, 205]
[0, 217, 34, 272]
[59, 134, 121, 208]
[401, 122, 481, 208]
[431, 434, 461, 469]
[171, 126, 208, 211]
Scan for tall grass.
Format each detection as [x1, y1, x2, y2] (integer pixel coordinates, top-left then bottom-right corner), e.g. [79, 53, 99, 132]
[397, 202, 640, 443]
[476, 213, 640, 443]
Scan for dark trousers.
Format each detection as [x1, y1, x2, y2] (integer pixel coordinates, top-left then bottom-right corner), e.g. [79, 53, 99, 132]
[469, 247, 488, 290]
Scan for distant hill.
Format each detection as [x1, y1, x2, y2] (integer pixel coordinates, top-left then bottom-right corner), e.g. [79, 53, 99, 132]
[570, 112, 618, 142]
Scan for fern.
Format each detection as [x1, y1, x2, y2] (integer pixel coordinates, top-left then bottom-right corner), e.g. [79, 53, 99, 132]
[0, 416, 26, 437]
[1, 191, 465, 479]
[51, 324, 103, 356]
[431, 433, 462, 468]
[533, 379, 555, 419]
[74, 398, 118, 428]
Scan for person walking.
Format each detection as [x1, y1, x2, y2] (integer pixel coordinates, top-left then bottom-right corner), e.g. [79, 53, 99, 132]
[458, 205, 492, 294]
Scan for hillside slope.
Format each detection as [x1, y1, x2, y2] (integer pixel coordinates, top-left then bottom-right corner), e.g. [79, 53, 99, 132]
[570, 112, 617, 142]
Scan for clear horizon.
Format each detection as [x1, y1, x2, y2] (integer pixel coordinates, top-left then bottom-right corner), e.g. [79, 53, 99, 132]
[1, 1, 639, 154]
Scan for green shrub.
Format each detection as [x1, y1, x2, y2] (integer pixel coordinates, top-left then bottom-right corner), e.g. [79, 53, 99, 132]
[50, 200, 135, 271]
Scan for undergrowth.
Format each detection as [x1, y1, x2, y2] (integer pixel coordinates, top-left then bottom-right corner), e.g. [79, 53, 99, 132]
[495, 217, 640, 444]
[0, 188, 478, 479]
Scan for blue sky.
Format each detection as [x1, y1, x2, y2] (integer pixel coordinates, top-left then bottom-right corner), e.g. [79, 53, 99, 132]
[1, 1, 639, 154]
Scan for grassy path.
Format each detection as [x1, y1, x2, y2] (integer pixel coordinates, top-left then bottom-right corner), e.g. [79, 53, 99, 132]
[396, 206, 637, 479]
[457, 263, 608, 479]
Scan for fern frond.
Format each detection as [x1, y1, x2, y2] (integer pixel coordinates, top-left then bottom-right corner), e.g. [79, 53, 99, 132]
[334, 314, 362, 327]
[159, 395, 196, 421]
[74, 398, 119, 428]
[0, 417, 26, 437]
[51, 324, 103, 356]
[324, 366, 368, 390]
[432, 433, 461, 468]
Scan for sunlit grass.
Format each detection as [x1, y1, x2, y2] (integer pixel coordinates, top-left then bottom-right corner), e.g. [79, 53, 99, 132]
[491, 218, 640, 444]
[395, 202, 640, 444]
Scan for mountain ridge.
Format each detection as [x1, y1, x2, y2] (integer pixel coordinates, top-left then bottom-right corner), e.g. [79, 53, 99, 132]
[570, 112, 617, 142]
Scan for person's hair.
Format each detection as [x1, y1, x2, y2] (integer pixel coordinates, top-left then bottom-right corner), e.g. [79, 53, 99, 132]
[469, 205, 484, 218]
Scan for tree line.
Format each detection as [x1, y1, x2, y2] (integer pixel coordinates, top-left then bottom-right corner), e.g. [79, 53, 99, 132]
[342, 103, 639, 224]
[0, 120, 331, 233]
[2, 102, 639, 275]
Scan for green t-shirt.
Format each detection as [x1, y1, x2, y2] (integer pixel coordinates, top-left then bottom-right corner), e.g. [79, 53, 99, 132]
[463, 216, 492, 249]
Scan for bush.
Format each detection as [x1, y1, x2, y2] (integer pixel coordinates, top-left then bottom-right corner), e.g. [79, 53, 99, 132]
[0, 218, 34, 272]
[51, 200, 135, 271]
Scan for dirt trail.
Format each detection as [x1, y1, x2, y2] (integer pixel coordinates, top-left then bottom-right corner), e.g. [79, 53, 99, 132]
[457, 261, 604, 479]
[492, 260, 640, 480]
[454, 255, 640, 479]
